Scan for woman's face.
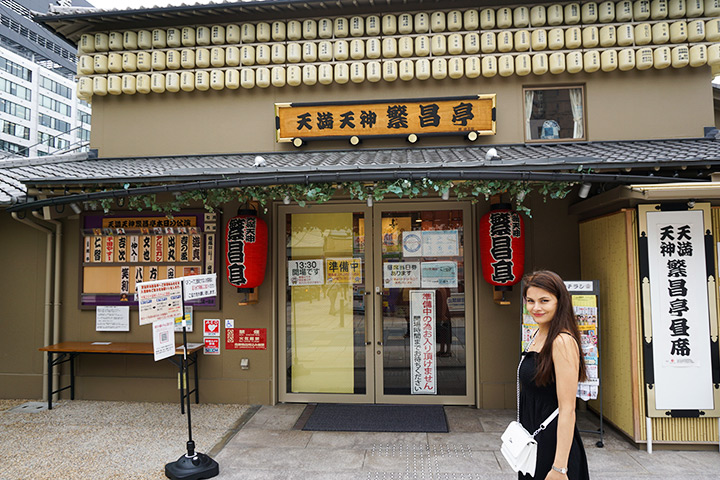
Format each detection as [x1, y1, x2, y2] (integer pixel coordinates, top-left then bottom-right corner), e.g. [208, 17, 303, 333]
[525, 286, 558, 327]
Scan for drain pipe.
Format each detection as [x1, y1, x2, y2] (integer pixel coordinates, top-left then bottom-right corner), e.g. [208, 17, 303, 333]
[33, 211, 63, 402]
[11, 212, 54, 402]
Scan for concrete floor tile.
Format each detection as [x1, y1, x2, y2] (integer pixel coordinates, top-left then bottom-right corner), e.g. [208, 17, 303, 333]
[215, 446, 366, 472]
[628, 449, 720, 474]
[586, 449, 647, 474]
[308, 431, 428, 449]
[428, 432, 503, 451]
[221, 427, 312, 448]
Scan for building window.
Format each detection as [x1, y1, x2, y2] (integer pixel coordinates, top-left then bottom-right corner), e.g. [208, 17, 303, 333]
[0, 77, 31, 101]
[39, 113, 71, 133]
[39, 94, 72, 117]
[523, 86, 585, 142]
[0, 139, 29, 157]
[0, 55, 31, 82]
[2, 120, 30, 140]
[39, 76, 71, 99]
[0, 98, 30, 120]
[37, 132, 69, 150]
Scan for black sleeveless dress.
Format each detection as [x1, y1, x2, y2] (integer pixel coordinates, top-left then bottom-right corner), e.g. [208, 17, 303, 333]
[518, 351, 590, 480]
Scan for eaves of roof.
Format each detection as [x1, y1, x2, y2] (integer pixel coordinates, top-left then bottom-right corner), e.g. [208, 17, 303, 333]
[2, 138, 720, 207]
[35, 0, 540, 44]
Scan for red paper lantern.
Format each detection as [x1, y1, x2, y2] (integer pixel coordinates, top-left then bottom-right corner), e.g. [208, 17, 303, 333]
[226, 212, 268, 289]
[479, 206, 525, 287]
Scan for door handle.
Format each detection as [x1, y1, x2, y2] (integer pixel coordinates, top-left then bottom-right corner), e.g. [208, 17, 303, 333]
[375, 286, 381, 295]
[377, 341, 383, 346]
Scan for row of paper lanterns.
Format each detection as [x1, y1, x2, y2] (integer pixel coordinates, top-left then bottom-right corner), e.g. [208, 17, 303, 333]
[77, 1, 720, 54]
[77, 45, 717, 99]
[77, 20, 720, 76]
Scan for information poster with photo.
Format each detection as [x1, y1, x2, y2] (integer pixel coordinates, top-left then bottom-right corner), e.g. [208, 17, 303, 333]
[521, 281, 601, 401]
[574, 295, 600, 401]
[409, 290, 436, 395]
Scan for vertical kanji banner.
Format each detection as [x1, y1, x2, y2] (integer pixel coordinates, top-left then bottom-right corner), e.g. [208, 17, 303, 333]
[409, 289, 437, 395]
[638, 204, 719, 416]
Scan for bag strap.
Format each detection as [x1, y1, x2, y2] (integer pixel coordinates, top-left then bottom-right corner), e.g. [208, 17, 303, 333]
[531, 408, 559, 437]
[516, 330, 538, 422]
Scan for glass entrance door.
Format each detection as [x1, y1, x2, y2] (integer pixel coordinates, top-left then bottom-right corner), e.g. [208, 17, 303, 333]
[278, 202, 474, 405]
[373, 203, 474, 404]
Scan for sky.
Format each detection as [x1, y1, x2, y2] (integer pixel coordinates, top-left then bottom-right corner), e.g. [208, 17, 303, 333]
[87, 0, 220, 10]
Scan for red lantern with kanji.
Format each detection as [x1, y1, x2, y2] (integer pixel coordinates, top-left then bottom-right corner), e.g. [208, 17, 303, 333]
[479, 205, 525, 288]
[226, 211, 268, 289]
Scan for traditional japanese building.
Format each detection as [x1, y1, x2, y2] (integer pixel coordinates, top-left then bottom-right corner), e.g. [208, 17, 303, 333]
[2, 0, 720, 449]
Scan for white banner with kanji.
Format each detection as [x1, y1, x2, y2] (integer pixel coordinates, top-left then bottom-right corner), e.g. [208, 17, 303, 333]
[409, 290, 437, 395]
[646, 210, 713, 410]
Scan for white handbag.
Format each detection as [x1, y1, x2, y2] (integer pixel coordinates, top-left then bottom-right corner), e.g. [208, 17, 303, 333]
[500, 349, 559, 476]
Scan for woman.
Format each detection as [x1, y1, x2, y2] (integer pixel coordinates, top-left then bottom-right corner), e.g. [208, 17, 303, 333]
[520, 271, 589, 480]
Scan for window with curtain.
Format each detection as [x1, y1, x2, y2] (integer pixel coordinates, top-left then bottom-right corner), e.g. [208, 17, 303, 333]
[523, 86, 585, 142]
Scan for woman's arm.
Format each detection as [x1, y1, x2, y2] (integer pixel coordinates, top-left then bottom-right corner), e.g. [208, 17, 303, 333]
[546, 333, 581, 479]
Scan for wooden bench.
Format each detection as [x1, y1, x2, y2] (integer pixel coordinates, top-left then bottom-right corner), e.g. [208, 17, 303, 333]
[39, 341, 203, 412]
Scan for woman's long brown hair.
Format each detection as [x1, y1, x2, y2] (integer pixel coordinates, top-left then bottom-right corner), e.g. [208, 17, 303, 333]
[522, 270, 587, 386]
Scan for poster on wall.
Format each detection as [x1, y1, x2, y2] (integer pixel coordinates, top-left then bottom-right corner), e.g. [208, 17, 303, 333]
[409, 290, 437, 395]
[80, 212, 219, 309]
[95, 305, 130, 332]
[640, 206, 716, 414]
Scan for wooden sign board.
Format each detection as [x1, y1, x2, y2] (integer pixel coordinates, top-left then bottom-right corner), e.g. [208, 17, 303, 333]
[276, 95, 495, 143]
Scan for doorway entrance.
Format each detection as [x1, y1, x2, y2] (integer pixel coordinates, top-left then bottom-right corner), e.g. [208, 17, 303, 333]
[277, 201, 475, 404]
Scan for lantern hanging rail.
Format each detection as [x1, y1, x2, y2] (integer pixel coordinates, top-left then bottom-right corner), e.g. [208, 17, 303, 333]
[6, 168, 704, 213]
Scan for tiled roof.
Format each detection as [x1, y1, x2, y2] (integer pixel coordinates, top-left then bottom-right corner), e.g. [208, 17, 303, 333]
[2, 138, 720, 205]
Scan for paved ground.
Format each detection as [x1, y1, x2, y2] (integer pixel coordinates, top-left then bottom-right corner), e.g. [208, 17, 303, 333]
[3, 399, 720, 479]
[214, 404, 720, 480]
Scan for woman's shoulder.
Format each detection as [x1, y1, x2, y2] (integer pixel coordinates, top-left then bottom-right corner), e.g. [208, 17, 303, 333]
[552, 331, 580, 352]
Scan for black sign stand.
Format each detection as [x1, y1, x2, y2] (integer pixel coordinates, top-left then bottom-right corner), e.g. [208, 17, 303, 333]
[165, 283, 219, 480]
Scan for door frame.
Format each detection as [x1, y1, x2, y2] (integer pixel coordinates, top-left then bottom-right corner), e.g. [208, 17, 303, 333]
[276, 200, 476, 405]
[372, 201, 476, 405]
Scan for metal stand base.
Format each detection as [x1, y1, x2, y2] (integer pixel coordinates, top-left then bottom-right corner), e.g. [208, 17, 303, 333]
[165, 441, 219, 480]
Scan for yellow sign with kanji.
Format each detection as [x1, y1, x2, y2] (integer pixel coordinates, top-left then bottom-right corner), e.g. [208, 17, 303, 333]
[326, 257, 363, 284]
[275, 95, 495, 143]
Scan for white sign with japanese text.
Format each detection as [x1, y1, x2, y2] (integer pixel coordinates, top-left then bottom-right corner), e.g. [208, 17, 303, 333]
[421, 230, 459, 257]
[383, 262, 421, 288]
[183, 273, 217, 300]
[95, 306, 130, 332]
[137, 278, 184, 326]
[288, 259, 324, 286]
[646, 210, 713, 410]
[420, 261, 458, 288]
[409, 290, 436, 395]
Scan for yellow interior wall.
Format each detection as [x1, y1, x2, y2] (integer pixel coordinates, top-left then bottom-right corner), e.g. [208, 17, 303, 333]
[579, 211, 636, 438]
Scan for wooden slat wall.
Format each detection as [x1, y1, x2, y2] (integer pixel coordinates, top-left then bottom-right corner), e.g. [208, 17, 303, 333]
[579, 210, 636, 438]
[582, 208, 719, 444]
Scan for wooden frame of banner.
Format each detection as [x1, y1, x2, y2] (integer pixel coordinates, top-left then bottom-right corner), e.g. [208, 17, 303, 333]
[275, 94, 496, 144]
